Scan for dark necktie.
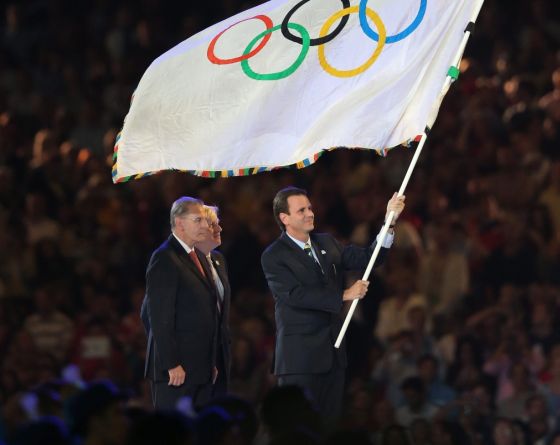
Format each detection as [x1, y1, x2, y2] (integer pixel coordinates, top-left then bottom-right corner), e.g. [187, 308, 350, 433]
[188, 250, 206, 278]
[304, 242, 315, 260]
[304, 242, 323, 274]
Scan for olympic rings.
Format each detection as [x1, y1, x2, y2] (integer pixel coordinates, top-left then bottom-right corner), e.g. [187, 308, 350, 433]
[207, 1, 427, 80]
[281, 0, 350, 46]
[241, 23, 310, 81]
[318, 6, 385, 78]
[359, 0, 426, 43]
[208, 15, 273, 64]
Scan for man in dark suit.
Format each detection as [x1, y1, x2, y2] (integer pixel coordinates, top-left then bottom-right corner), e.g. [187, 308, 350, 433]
[143, 196, 223, 410]
[261, 187, 405, 421]
[196, 205, 231, 398]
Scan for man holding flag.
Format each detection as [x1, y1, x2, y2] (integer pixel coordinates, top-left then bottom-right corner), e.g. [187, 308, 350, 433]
[261, 187, 405, 421]
[124, 0, 483, 415]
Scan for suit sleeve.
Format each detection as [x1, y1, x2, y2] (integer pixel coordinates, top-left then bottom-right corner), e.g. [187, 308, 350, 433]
[261, 249, 343, 314]
[340, 238, 389, 271]
[146, 250, 180, 370]
[140, 296, 150, 335]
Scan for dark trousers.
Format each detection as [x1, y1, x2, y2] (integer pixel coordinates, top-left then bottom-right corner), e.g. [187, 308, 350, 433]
[277, 363, 345, 422]
[152, 345, 228, 410]
[151, 380, 213, 411]
[212, 343, 228, 398]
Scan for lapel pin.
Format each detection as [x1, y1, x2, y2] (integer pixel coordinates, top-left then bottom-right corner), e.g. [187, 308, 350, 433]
[321, 250, 326, 255]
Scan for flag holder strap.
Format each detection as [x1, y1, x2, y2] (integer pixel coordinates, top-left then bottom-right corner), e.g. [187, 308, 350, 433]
[334, 0, 485, 349]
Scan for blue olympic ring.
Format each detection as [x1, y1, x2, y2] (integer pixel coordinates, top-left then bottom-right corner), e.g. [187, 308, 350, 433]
[359, 0, 427, 44]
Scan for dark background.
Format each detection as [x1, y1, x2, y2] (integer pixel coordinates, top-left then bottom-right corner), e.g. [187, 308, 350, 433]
[0, 0, 559, 441]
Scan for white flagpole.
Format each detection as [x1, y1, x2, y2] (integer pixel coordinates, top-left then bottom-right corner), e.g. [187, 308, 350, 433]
[335, 0, 486, 349]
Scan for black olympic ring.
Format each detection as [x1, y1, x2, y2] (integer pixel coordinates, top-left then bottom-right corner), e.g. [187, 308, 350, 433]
[281, 0, 351, 46]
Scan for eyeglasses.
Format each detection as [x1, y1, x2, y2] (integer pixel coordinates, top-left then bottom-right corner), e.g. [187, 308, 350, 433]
[181, 215, 206, 225]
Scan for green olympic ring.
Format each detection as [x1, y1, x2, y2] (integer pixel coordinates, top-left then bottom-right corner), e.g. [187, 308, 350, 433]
[240, 23, 311, 81]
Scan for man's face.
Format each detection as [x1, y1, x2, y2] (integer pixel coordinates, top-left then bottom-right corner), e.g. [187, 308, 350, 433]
[209, 218, 222, 245]
[281, 195, 314, 238]
[176, 205, 209, 246]
[199, 217, 222, 250]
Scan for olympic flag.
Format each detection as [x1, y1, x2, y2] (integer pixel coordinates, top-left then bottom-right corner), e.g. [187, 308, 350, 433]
[113, 0, 480, 182]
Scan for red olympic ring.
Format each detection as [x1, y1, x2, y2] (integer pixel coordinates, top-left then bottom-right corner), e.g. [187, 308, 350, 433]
[207, 15, 274, 65]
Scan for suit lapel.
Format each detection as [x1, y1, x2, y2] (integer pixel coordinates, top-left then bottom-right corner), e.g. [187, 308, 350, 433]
[168, 235, 213, 291]
[196, 248, 219, 298]
[211, 253, 228, 294]
[280, 233, 325, 278]
[310, 235, 329, 277]
[211, 252, 230, 314]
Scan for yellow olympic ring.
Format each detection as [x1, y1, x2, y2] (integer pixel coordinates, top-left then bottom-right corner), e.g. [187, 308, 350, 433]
[318, 6, 386, 78]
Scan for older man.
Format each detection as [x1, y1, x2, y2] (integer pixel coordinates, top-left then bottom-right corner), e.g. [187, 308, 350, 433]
[143, 197, 223, 409]
[196, 205, 232, 398]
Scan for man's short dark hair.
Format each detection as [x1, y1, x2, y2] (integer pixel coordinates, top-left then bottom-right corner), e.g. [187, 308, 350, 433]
[272, 187, 308, 231]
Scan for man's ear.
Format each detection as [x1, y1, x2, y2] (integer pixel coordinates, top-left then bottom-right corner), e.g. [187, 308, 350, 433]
[174, 217, 182, 231]
[279, 212, 289, 226]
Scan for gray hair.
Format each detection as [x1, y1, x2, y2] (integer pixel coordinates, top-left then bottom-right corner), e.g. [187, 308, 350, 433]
[170, 196, 203, 229]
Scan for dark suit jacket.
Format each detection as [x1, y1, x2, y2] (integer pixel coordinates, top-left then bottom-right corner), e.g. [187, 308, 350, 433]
[143, 235, 221, 385]
[207, 250, 232, 386]
[261, 232, 387, 376]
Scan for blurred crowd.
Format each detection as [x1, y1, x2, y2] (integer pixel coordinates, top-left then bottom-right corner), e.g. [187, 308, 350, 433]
[0, 0, 560, 443]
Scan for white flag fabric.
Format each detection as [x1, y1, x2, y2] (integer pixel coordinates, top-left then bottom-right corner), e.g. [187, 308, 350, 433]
[113, 0, 480, 182]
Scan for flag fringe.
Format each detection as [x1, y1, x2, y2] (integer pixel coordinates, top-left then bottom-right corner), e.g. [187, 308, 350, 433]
[111, 138, 416, 183]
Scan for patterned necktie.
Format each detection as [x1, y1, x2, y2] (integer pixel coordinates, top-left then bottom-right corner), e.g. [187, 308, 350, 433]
[304, 242, 314, 260]
[304, 242, 323, 274]
[188, 250, 206, 278]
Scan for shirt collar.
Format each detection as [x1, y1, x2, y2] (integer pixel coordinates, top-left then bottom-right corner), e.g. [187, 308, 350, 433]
[172, 232, 194, 254]
[286, 232, 311, 250]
